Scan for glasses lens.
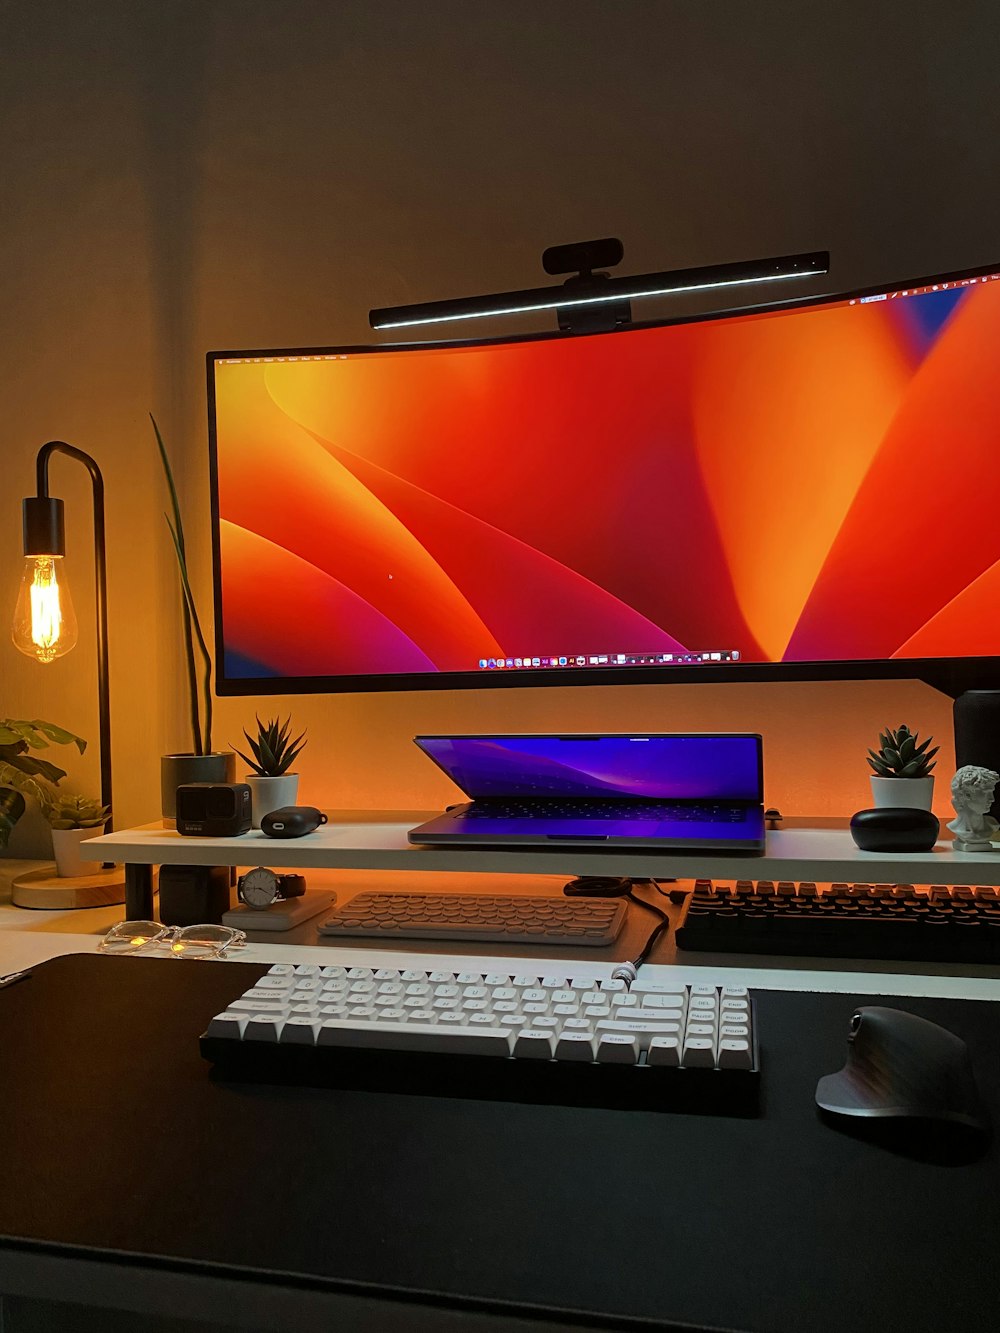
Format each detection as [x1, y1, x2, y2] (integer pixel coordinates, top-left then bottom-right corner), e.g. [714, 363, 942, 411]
[170, 925, 246, 958]
[100, 921, 167, 953]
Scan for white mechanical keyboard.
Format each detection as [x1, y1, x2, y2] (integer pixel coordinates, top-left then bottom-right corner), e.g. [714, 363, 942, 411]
[202, 964, 757, 1075]
[317, 891, 627, 946]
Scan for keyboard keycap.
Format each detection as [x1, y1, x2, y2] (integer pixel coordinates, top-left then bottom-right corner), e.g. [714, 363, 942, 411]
[205, 1011, 246, 1038]
[597, 1034, 638, 1064]
[318, 1020, 511, 1058]
[718, 1039, 753, 1070]
[647, 1036, 681, 1067]
[683, 1037, 717, 1068]
[554, 1033, 596, 1061]
[513, 1030, 554, 1059]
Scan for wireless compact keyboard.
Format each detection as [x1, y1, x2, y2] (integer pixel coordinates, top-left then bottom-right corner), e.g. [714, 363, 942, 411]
[317, 891, 627, 946]
[677, 879, 1000, 964]
[200, 965, 760, 1114]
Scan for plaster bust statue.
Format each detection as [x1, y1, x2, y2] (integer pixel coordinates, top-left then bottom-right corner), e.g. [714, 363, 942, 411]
[947, 765, 1000, 851]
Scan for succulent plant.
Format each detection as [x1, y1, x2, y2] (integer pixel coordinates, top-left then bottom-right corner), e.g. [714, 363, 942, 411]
[0, 718, 86, 847]
[44, 792, 110, 831]
[867, 724, 939, 779]
[234, 715, 306, 778]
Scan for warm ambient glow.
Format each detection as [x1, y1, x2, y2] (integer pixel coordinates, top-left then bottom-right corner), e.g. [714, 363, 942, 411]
[11, 554, 78, 663]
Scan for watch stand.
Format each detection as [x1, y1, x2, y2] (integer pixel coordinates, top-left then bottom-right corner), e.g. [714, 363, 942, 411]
[222, 891, 334, 932]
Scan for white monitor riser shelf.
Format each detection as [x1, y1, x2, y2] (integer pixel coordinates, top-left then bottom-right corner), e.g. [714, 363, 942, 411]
[82, 816, 1000, 890]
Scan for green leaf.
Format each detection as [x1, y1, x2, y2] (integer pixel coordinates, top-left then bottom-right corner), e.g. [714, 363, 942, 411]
[3, 753, 69, 784]
[29, 720, 87, 753]
[281, 741, 305, 774]
[0, 787, 26, 849]
[152, 415, 186, 559]
[163, 511, 214, 753]
[0, 719, 86, 753]
[0, 763, 52, 810]
[233, 746, 263, 776]
[898, 735, 916, 762]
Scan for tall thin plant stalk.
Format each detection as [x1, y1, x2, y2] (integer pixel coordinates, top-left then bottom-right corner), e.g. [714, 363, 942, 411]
[152, 414, 213, 755]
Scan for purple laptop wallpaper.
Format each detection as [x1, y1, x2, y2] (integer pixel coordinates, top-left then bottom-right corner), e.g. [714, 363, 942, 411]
[414, 735, 762, 801]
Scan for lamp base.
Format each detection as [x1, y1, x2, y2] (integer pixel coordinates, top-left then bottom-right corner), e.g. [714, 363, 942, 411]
[11, 866, 126, 910]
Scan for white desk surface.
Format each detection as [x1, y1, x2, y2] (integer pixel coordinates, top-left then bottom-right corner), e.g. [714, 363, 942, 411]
[81, 816, 1000, 885]
[4, 856, 1000, 1005]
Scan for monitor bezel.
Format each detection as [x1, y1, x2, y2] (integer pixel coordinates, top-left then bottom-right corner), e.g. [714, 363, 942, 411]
[207, 256, 1000, 700]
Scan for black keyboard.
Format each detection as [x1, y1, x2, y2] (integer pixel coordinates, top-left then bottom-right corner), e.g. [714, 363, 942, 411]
[676, 879, 1000, 964]
[467, 799, 747, 822]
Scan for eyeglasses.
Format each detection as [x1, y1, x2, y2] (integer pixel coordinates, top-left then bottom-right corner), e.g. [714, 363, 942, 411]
[100, 920, 247, 959]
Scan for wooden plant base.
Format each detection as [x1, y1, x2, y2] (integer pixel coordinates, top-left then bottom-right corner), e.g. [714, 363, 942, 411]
[11, 866, 127, 910]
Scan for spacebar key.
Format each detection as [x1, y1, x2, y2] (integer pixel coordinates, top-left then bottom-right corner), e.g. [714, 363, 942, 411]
[316, 1020, 511, 1057]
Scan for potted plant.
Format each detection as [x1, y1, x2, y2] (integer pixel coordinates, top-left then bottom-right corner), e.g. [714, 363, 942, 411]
[235, 715, 306, 828]
[867, 724, 939, 811]
[43, 793, 110, 877]
[0, 718, 86, 850]
[152, 416, 235, 823]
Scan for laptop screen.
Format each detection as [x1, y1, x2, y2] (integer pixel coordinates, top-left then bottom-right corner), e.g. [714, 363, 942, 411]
[413, 734, 763, 801]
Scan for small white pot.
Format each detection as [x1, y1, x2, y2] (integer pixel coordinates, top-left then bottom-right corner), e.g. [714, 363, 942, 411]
[245, 773, 300, 829]
[51, 825, 104, 878]
[869, 775, 935, 811]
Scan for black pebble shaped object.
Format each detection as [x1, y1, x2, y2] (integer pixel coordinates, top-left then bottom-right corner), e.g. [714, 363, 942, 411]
[850, 807, 940, 853]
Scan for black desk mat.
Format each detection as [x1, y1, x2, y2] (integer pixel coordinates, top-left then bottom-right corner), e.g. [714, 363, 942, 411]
[1, 953, 999, 1333]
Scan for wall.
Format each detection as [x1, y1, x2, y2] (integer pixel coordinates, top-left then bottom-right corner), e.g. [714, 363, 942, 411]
[4, 0, 997, 850]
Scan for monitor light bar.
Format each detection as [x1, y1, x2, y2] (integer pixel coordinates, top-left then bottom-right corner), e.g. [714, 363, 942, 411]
[370, 250, 830, 332]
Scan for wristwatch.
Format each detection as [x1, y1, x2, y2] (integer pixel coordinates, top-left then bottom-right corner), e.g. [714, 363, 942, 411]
[237, 866, 307, 910]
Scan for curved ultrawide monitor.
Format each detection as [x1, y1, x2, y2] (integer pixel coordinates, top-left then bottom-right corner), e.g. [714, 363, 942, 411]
[208, 260, 1000, 696]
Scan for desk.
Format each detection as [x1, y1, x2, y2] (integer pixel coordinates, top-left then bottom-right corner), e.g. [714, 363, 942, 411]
[4, 826, 1000, 1331]
[1, 954, 999, 1333]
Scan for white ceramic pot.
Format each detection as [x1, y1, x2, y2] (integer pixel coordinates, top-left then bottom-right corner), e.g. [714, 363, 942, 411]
[51, 825, 104, 878]
[869, 775, 935, 811]
[245, 773, 300, 829]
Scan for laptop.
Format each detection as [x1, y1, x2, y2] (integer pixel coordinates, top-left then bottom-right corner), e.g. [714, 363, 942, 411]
[408, 733, 765, 853]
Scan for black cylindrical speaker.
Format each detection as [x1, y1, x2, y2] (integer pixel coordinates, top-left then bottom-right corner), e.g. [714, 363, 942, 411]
[954, 691, 1000, 819]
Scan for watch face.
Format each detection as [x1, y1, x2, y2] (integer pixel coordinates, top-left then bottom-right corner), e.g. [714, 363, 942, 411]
[240, 866, 279, 909]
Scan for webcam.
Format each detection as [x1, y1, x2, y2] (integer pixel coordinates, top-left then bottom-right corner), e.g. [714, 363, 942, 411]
[542, 237, 624, 277]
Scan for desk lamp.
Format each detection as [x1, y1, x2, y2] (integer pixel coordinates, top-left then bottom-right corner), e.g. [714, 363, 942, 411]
[10, 441, 124, 908]
[370, 238, 830, 334]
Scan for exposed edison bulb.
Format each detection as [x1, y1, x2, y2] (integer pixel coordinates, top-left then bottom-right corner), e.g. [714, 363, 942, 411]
[11, 555, 78, 663]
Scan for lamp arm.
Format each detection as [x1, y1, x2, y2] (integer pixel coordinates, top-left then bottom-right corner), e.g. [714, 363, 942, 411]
[34, 443, 113, 836]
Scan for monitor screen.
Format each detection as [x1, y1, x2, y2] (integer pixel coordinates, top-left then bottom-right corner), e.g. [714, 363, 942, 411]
[208, 261, 1000, 695]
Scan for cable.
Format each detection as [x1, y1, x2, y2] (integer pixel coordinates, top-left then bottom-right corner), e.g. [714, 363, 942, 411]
[561, 875, 675, 988]
[610, 880, 673, 987]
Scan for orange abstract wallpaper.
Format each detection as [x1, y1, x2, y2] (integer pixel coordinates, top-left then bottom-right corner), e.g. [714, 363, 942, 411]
[212, 276, 1000, 685]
